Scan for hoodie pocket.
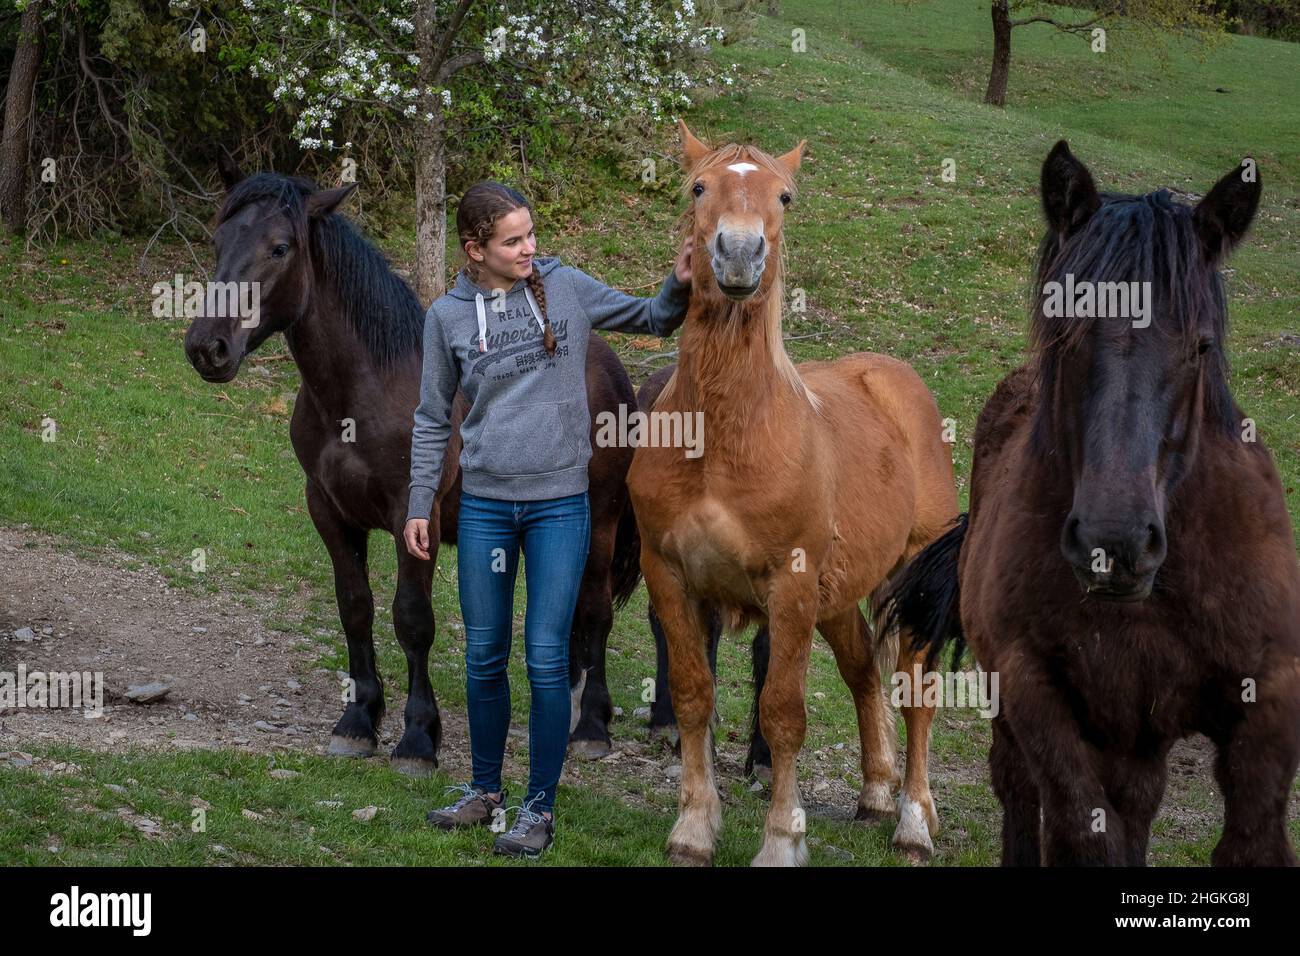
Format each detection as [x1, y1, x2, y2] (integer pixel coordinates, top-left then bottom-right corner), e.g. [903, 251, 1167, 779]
[468, 401, 582, 477]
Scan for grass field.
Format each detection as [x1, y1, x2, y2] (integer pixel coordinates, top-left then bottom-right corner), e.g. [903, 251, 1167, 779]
[1, 0, 1297, 866]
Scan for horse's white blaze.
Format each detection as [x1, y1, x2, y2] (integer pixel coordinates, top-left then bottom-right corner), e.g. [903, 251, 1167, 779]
[727, 162, 760, 176]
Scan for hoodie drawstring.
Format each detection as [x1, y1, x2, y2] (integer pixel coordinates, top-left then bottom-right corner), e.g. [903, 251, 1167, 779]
[473, 283, 547, 355]
[475, 292, 488, 353]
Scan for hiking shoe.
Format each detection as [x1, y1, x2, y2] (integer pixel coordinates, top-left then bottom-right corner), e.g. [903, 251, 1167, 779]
[492, 794, 555, 858]
[426, 784, 506, 830]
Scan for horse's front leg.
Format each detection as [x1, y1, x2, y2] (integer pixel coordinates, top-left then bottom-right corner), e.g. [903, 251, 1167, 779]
[752, 574, 818, 867]
[990, 712, 1041, 866]
[1210, 661, 1300, 867]
[307, 482, 385, 757]
[389, 534, 443, 775]
[642, 550, 720, 866]
[1000, 652, 1126, 865]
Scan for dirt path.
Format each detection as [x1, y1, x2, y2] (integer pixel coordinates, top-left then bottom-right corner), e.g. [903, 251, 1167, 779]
[0, 526, 677, 803]
[0, 526, 342, 756]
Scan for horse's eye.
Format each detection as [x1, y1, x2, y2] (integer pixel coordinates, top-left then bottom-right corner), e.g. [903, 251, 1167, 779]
[1197, 337, 1213, 355]
[692, 182, 704, 198]
[272, 244, 289, 258]
[780, 193, 791, 207]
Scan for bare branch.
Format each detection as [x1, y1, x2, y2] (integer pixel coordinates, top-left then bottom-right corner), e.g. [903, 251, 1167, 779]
[436, 49, 484, 82]
[427, 0, 476, 77]
[1009, 15, 1103, 33]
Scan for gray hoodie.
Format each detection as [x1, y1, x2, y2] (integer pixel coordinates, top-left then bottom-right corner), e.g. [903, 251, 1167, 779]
[407, 256, 689, 519]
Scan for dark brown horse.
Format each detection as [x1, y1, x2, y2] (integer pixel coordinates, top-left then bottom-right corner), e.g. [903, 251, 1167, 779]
[889, 142, 1300, 865]
[182, 160, 641, 772]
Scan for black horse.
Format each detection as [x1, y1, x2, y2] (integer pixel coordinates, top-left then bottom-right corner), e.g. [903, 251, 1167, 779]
[888, 143, 1300, 865]
[183, 160, 642, 771]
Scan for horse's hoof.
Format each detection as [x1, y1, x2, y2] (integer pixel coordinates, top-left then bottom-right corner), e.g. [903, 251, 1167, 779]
[854, 806, 896, 824]
[854, 782, 896, 823]
[751, 835, 809, 867]
[328, 735, 377, 758]
[648, 723, 680, 748]
[894, 840, 933, 865]
[667, 844, 714, 867]
[391, 756, 435, 777]
[892, 796, 935, 863]
[569, 738, 612, 760]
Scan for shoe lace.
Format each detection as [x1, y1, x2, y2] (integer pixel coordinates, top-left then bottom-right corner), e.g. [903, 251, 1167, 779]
[503, 792, 548, 836]
[442, 783, 488, 813]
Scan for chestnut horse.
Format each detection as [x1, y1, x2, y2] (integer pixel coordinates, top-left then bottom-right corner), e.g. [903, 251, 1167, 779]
[183, 161, 643, 773]
[888, 142, 1300, 865]
[627, 122, 959, 866]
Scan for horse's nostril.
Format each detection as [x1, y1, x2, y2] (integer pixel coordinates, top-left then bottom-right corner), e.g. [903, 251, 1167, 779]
[207, 339, 229, 365]
[1063, 516, 1082, 553]
[1144, 523, 1164, 557]
[755, 234, 766, 259]
[715, 232, 729, 256]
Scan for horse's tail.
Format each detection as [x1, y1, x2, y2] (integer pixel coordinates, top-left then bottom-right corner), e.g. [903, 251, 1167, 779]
[610, 495, 642, 611]
[879, 513, 969, 672]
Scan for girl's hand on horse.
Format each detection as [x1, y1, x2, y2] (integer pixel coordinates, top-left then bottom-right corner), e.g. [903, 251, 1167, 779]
[674, 235, 694, 285]
[404, 518, 431, 560]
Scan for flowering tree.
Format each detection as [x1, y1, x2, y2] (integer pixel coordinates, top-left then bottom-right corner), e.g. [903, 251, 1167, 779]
[205, 0, 727, 302]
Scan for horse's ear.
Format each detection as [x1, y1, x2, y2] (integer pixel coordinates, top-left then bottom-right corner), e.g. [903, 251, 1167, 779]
[217, 150, 244, 190]
[679, 119, 710, 170]
[306, 183, 358, 219]
[1194, 159, 1261, 264]
[776, 139, 806, 176]
[1041, 140, 1100, 239]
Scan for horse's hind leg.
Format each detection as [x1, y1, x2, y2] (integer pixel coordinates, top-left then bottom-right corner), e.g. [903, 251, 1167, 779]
[743, 625, 773, 783]
[892, 632, 939, 861]
[991, 713, 1041, 866]
[642, 552, 720, 866]
[389, 538, 443, 776]
[647, 601, 677, 743]
[817, 606, 896, 823]
[307, 483, 384, 757]
[568, 547, 615, 760]
[1210, 667, 1300, 867]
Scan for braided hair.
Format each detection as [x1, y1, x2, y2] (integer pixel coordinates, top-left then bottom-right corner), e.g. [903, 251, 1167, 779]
[456, 181, 556, 356]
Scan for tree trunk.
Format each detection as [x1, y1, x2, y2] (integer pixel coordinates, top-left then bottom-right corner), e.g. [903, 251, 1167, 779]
[413, 4, 449, 305]
[0, 1, 45, 235]
[413, 101, 447, 306]
[984, 0, 1012, 108]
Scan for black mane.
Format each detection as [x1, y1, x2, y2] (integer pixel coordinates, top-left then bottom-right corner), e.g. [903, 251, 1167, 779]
[217, 173, 424, 365]
[1029, 188, 1237, 450]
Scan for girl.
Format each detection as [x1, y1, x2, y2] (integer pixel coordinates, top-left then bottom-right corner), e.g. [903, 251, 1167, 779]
[403, 181, 692, 857]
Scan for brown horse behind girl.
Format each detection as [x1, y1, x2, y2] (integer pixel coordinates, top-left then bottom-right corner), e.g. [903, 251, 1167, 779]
[889, 142, 1300, 866]
[183, 159, 643, 772]
[627, 122, 959, 866]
